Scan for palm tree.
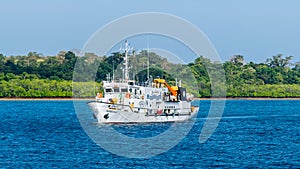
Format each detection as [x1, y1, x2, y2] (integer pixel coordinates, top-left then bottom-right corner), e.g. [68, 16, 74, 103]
[266, 54, 293, 67]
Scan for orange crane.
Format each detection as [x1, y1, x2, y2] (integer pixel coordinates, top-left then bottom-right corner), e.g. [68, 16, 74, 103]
[153, 78, 178, 96]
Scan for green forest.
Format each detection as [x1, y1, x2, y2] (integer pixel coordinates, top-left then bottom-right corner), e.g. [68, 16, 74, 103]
[0, 50, 300, 98]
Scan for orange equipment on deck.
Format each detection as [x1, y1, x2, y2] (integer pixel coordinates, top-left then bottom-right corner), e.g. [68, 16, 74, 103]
[153, 78, 178, 96]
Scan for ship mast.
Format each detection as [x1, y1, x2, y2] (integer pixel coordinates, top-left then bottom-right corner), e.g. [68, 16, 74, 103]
[122, 40, 132, 82]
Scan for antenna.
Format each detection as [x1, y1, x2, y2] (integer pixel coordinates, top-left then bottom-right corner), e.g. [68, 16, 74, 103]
[112, 54, 115, 82]
[124, 40, 129, 81]
[147, 37, 150, 85]
[132, 49, 135, 81]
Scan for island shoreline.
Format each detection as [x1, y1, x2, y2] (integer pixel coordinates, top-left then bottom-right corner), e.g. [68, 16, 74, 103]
[193, 97, 300, 100]
[0, 97, 300, 100]
[0, 97, 94, 101]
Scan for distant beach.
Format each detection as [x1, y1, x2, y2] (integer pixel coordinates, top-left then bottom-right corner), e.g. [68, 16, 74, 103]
[1, 97, 300, 101]
[194, 97, 300, 100]
[0, 97, 94, 101]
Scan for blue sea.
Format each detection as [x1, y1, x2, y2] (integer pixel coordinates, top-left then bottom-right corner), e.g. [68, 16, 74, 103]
[0, 100, 299, 168]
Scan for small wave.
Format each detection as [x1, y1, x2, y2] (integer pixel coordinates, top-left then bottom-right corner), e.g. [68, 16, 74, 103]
[222, 115, 259, 119]
[197, 114, 300, 120]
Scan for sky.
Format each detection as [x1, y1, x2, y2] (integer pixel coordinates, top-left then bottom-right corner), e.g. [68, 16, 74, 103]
[0, 0, 300, 63]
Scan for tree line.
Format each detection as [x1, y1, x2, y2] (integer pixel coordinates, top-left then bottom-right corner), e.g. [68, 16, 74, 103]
[0, 51, 299, 98]
[189, 54, 300, 97]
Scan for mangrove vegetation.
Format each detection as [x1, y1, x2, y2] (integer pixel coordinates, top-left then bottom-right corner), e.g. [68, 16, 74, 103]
[0, 51, 299, 98]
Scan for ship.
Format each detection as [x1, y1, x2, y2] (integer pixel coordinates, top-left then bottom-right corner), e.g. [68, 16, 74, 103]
[87, 41, 199, 123]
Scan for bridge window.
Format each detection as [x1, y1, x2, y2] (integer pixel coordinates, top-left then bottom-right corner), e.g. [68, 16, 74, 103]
[105, 88, 112, 93]
[121, 88, 128, 92]
[128, 81, 134, 85]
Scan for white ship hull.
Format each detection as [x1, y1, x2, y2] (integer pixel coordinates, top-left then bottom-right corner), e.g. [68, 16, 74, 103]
[88, 101, 199, 123]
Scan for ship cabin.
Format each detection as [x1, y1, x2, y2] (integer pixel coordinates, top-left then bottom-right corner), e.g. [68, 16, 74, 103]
[100, 78, 187, 104]
[103, 81, 129, 94]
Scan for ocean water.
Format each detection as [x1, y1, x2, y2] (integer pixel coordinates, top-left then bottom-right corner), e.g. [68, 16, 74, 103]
[0, 100, 299, 168]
